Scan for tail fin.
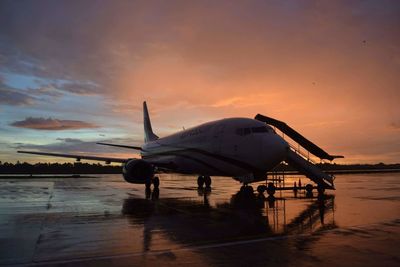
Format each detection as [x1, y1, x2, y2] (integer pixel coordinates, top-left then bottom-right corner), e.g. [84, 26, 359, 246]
[143, 101, 159, 143]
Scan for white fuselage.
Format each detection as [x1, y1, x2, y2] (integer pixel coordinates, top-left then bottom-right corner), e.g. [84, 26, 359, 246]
[141, 118, 289, 183]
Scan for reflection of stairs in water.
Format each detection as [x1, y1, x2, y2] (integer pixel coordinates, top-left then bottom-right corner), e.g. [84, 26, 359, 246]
[255, 114, 343, 189]
[285, 196, 335, 234]
[265, 196, 336, 234]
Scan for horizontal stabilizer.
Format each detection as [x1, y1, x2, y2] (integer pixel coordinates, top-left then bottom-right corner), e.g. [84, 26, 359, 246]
[255, 114, 343, 161]
[96, 142, 142, 150]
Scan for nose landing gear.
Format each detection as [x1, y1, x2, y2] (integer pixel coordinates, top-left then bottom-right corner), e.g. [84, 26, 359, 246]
[145, 176, 160, 189]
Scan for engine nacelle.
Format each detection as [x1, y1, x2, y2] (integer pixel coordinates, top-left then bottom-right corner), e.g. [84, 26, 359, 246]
[122, 159, 154, 184]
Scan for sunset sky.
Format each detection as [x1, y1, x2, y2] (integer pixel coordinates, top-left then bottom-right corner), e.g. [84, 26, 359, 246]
[0, 0, 399, 164]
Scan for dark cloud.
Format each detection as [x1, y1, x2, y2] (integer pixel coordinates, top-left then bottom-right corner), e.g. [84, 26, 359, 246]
[10, 117, 99, 130]
[0, 84, 36, 106]
[26, 85, 63, 98]
[56, 81, 100, 95]
[0, 74, 101, 110]
[55, 138, 82, 143]
[0, 80, 64, 106]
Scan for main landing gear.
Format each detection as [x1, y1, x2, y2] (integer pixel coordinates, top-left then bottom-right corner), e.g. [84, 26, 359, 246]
[145, 176, 160, 190]
[145, 176, 160, 199]
[197, 175, 212, 188]
[255, 182, 276, 196]
[240, 185, 254, 195]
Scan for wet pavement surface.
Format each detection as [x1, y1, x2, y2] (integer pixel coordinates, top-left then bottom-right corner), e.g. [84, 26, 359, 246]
[0, 173, 399, 266]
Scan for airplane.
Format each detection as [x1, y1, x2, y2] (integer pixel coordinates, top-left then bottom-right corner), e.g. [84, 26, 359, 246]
[18, 102, 343, 195]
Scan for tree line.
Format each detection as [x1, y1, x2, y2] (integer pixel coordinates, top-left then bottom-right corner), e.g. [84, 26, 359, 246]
[0, 161, 399, 175]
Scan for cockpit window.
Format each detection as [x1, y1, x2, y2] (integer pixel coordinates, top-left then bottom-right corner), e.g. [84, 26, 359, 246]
[235, 126, 270, 136]
[251, 126, 269, 133]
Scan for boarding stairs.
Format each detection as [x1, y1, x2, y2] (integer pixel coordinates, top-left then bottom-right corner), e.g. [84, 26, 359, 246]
[255, 114, 343, 190]
[286, 149, 334, 189]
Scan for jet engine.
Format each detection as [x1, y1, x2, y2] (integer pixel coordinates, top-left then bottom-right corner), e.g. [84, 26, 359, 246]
[122, 159, 154, 184]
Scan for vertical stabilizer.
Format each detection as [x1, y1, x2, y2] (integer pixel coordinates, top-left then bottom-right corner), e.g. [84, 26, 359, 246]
[143, 101, 159, 143]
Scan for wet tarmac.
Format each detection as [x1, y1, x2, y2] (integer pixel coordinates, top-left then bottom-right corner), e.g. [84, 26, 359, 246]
[0, 173, 399, 266]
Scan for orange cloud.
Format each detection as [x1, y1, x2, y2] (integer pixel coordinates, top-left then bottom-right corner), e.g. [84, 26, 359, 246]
[10, 117, 99, 131]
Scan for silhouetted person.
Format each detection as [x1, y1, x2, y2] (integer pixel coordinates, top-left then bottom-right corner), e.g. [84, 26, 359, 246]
[145, 187, 151, 199]
[151, 188, 159, 200]
[267, 196, 275, 208]
[298, 179, 302, 190]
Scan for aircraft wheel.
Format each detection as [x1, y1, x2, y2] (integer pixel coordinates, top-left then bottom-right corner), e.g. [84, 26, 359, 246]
[153, 176, 160, 188]
[239, 185, 254, 198]
[246, 185, 254, 194]
[197, 175, 205, 188]
[305, 184, 313, 194]
[240, 185, 253, 195]
[257, 185, 266, 194]
[204, 175, 212, 188]
[266, 182, 276, 196]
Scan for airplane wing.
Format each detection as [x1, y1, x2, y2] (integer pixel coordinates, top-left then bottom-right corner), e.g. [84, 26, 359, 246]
[96, 142, 142, 150]
[18, 151, 128, 164]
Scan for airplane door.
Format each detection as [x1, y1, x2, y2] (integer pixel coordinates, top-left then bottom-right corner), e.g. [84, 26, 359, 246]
[213, 124, 225, 154]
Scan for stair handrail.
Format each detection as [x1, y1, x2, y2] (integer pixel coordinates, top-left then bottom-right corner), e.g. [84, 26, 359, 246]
[288, 142, 317, 164]
[274, 128, 336, 187]
[273, 127, 318, 164]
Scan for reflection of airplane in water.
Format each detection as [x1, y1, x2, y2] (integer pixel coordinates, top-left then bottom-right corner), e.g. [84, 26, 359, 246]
[122, 189, 336, 259]
[19, 101, 342, 194]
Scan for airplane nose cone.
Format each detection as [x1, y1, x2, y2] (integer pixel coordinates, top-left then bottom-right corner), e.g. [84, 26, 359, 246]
[274, 135, 290, 159]
[262, 134, 289, 166]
